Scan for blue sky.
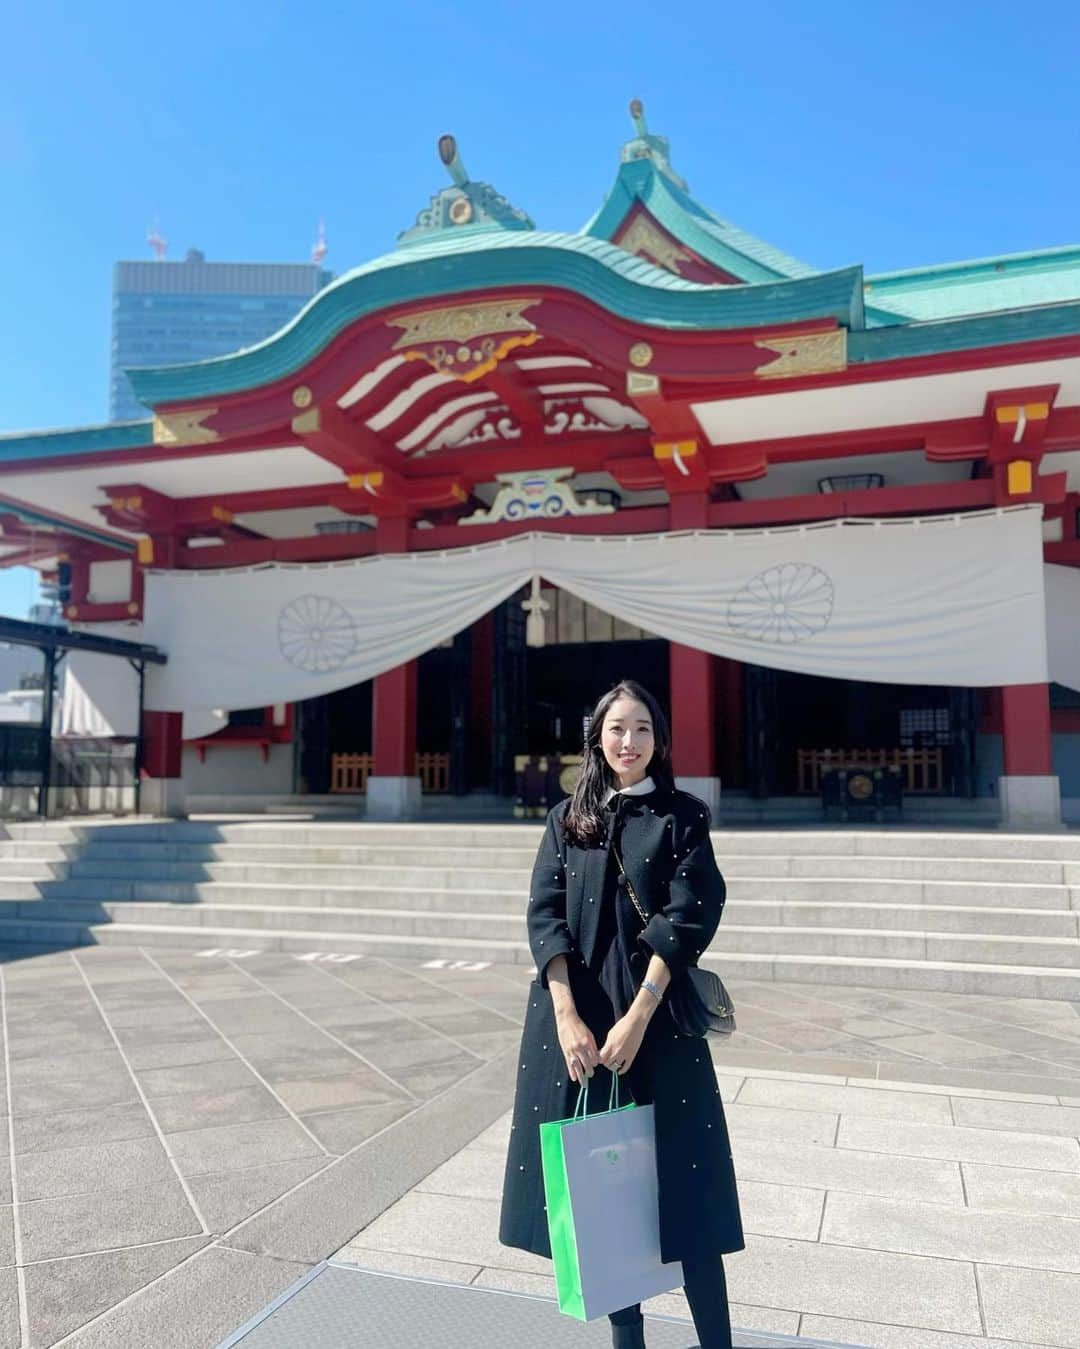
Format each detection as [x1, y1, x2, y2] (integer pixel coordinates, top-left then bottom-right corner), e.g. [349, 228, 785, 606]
[2, 0, 1078, 617]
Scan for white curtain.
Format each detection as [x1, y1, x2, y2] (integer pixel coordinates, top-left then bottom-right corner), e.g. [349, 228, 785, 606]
[62, 631, 226, 740]
[1046, 563, 1080, 693]
[141, 506, 1049, 714]
[58, 651, 139, 737]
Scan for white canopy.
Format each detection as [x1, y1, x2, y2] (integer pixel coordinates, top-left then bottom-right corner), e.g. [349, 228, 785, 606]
[1046, 563, 1080, 694]
[140, 505, 1051, 714]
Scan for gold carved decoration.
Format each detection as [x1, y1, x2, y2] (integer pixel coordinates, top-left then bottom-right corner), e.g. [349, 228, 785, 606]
[386, 299, 540, 383]
[755, 329, 847, 379]
[291, 407, 321, 436]
[291, 384, 313, 409]
[626, 370, 660, 397]
[617, 215, 694, 275]
[152, 407, 220, 445]
[628, 341, 654, 369]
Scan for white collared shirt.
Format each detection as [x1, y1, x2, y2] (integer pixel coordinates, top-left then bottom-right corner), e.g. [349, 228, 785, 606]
[603, 774, 656, 805]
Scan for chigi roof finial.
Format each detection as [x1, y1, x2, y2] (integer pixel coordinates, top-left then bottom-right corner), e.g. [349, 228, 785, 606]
[396, 134, 534, 246]
[620, 98, 687, 191]
[438, 134, 469, 188]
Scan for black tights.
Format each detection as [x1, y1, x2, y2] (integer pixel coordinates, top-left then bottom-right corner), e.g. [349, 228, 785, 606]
[607, 1253, 733, 1348]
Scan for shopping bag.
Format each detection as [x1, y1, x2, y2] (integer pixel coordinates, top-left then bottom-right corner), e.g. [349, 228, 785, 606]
[539, 1073, 684, 1320]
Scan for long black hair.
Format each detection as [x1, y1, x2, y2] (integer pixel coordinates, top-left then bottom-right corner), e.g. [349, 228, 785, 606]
[560, 679, 675, 848]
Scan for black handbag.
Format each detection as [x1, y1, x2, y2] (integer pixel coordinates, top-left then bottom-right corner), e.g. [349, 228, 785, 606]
[611, 838, 736, 1038]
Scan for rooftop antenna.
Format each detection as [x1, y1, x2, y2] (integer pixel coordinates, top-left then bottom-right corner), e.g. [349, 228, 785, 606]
[147, 212, 167, 260]
[311, 217, 327, 265]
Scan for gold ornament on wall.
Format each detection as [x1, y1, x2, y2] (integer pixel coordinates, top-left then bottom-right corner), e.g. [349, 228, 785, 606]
[151, 407, 220, 445]
[628, 341, 654, 369]
[617, 215, 694, 275]
[386, 299, 540, 382]
[754, 329, 847, 379]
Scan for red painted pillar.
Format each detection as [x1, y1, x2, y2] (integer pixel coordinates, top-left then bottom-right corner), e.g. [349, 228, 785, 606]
[715, 655, 744, 788]
[139, 710, 185, 815]
[469, 610, 494, 787]
[141, 711, 183, 779]
[370, 514, 417, 782]
[373, 662, 417, 775]
[669, 643, 716, 777]
[998, 682, 1060, 827]
[1001, 684, 1052, 775]
[665, 488, 720, 808]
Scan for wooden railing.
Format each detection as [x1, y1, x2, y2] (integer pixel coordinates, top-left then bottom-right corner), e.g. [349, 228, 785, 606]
[330, 753, 372, 793]
[797, 747, 944, 795]
[415, 753, 450, 793]
[329, 752, 449, 794]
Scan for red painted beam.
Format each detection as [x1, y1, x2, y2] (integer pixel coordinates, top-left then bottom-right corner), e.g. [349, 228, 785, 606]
[475, 367, 544, 436]
[1046, 541, 1080, 566]
[291, 400, 401, 475]
[62, 600, 140, 623]
[708, 480, 1002, 527]
[176, 532, 380, 569]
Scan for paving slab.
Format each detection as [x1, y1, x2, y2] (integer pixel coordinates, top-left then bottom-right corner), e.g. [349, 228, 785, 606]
[821, 1190, 1080, 1271]
[962, 1160, 1080, 1219]
[800, 1314, 1056, 1349]
[19, 1180, 203, 1262]
[134, 1058, 263, 1099]
[24, 1235, 210, 1348]
[950, 1095, 1080, 1136]
[836, 1116, 1080, 1169]
[296, 1100, 413, 1152]
[14, 1135, 174, 1202]
[5, 941, 1080, 1346]
[223, 1049, 515, 1265]
[11, 1100, 156, 1155]
[186, 1156, 331, 1235]
[977, 1262, 1080, 1347]
[165, 1116, 327, 1178]
[60, 1245, 310, 1349]
[732, 1134, 965, 1205]
[735, 1076, 954, 1122]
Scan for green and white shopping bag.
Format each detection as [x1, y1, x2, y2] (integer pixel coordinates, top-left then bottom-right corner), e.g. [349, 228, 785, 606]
[539, 1073, 684, 1320]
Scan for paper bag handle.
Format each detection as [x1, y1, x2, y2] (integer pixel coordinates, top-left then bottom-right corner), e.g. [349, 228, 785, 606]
[571, 1068, 629, 1121]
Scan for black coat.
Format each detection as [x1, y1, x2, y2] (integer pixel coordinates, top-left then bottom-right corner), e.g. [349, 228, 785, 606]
[498, 782, 745, 1265]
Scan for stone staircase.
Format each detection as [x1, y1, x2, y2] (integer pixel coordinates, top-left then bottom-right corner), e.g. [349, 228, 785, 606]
[0, 820, 1079, 999]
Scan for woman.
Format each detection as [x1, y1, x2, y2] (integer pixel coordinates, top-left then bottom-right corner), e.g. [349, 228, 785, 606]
[499, 679, 744, 1349]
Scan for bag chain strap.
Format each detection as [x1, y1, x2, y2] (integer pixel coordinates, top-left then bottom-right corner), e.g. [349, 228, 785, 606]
[610, 837, 650, 927]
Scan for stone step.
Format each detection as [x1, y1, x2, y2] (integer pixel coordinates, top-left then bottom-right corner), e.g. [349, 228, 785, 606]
[6, 882, 1077, 935]
[5, 873, 1075, 913]
[6, 897, 1079, 969]
[6, 821, 1080, 861]
[21, 848, 1076, 887]
[0, 914, 1075, 999]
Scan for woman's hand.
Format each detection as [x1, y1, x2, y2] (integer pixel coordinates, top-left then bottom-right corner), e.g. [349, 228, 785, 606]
[597, 1010, 649, 1077]
[555, 1010, 600, 1084]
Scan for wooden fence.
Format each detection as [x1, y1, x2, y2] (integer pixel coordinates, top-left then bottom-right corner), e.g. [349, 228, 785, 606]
[797, 747, 944, 795]
[329, 752, 449, 794]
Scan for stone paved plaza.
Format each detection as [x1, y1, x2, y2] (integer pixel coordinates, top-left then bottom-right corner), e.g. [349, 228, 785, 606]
[0, 945, 1076, 1346]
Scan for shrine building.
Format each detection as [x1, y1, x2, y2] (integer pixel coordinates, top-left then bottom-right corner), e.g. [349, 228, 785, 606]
[2, 103, 1079, 828]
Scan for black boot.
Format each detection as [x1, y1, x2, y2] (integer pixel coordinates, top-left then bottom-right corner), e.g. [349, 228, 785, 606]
[610, 1318, 646, 1349]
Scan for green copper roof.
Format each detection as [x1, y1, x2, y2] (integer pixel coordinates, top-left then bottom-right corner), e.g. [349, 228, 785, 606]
[397, 135, 534, 247]
[0, 419, 152, 463]
[126, 231, 864, 405]
[850, 297, 1080, 362]
[585, 104, 816, 284]
[864, 244, 1080, 321]
[0, 493, 135, 551]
